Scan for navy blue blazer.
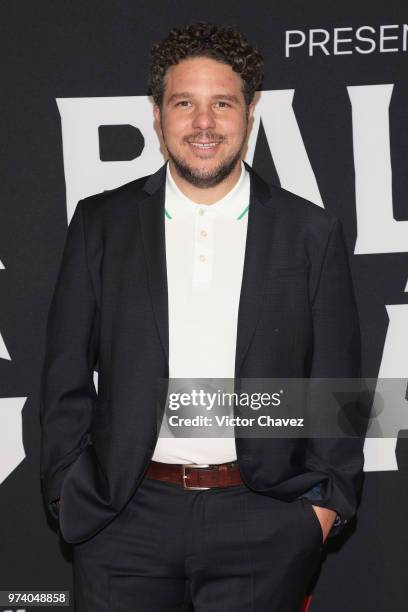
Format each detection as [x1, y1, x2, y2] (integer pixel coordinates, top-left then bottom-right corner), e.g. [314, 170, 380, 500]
[40, 161, 363, 544]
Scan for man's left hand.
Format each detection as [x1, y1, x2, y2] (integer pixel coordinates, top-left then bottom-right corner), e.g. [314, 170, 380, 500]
[311, 505, 338, 543]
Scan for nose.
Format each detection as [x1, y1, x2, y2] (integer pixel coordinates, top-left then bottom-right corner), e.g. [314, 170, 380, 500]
[191, 104, 216, 131]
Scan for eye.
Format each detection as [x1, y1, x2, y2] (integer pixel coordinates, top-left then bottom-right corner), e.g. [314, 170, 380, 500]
[176, 100, 192, 107]
[215, 101, 231, 108]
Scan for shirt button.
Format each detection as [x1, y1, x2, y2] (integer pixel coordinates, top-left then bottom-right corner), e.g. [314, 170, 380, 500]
[200, 230, 208, 237]
[199, 255, 206, 263]
[198, 208, 205, 216]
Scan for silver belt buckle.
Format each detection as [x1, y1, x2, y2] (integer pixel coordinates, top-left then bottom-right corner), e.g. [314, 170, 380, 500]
[182, 463, 211, 490]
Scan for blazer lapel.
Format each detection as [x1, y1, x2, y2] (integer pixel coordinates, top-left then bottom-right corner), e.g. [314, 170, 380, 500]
[138, 164, 169, 366]
[137, 161, 277, 377]
[234, 163, 276, 376]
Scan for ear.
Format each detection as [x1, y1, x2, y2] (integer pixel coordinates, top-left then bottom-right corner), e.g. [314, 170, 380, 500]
[247, 101, 255, 122]
[153, 104, 161, 124]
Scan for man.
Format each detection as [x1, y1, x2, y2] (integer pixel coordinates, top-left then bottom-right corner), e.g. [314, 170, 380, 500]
[40, 22, 363, 612]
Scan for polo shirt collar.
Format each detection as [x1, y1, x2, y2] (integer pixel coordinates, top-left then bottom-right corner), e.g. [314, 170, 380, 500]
[164, 160, 250, 220]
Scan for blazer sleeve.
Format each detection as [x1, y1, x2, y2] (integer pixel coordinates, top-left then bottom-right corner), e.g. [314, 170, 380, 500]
[306, 216, 364, 537]
[39, 199, 99, 521]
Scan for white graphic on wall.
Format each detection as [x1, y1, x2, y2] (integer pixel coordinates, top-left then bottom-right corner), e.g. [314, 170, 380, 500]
[0, 259, 10, 360]
[56, 96, 162, 223]
[348, 84, 408, 254]
[364, 304, 408, 471]
[0, 398, 26, 484]
[1, 256, 24, 485]
[246, 90, 324, 206]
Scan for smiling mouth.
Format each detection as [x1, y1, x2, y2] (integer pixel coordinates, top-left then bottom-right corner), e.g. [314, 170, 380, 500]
[188, 141, 222, 149]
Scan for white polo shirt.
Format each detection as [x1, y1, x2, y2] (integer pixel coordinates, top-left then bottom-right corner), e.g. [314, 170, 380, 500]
[151, 160, 250, 464]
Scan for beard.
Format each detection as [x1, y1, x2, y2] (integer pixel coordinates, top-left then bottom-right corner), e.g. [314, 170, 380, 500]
[164, 131, 247, 188]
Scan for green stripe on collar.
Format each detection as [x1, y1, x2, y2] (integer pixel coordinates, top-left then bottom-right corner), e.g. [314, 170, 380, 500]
[164, 204, 249, 220]
[236, 205, 249, 220]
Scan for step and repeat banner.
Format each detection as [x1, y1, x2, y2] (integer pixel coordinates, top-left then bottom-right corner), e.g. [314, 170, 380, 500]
[0, 1, 407, 610]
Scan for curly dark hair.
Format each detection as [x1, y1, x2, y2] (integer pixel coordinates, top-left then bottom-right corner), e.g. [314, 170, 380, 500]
[148, 22, 264, 108]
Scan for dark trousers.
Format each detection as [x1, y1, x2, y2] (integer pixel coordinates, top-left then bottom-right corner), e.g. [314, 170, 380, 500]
[72, 475, 323, 611]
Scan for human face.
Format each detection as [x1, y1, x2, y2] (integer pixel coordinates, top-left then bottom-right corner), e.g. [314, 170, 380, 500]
[153, 56, 254, 188]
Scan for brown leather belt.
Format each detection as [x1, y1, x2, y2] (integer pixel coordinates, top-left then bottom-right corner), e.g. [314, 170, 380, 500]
[144, 460, 244, 490]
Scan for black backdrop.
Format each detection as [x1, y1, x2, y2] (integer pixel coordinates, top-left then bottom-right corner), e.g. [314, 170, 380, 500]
[1, 1, 407, 610]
